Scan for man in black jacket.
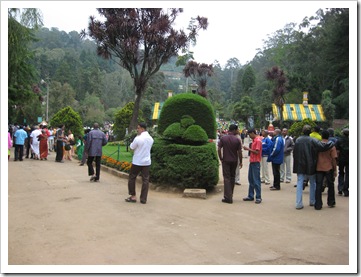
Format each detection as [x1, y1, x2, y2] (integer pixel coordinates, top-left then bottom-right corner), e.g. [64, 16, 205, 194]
[293, 125, 334, 210]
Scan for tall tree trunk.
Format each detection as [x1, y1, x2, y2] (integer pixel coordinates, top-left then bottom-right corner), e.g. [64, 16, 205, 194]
[129, 89, 142, 132]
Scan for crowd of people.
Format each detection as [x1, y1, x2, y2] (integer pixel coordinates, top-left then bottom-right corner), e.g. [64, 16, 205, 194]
[8, 123, 76, 163]
[217, 124, 349, 210]
[9, 121, 155, 205]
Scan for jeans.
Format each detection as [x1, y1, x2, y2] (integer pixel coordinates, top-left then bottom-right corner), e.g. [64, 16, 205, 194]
[87, 156, 101, 180]
[315, 170, 336, 209]
[128, 164, 150, 203]
[280, 155, 292, 182]
[247, 162, 261, 200]
[338, 160, 349, 195]
[272, 163, 281, 189]
[261, 156, 270, 183]
[296, 174, 316, 209]
[222, 161, 238, 201]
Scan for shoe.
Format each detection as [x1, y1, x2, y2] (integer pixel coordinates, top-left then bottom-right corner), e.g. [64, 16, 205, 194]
[140, 200, 146, 204]
[221, 198, 233, 204]
[90, 176, 98, 182]
[270, 187, 280, 191]
[338, 191, 343, 195]
[296, 206, 304, 210]
[285, 180, 291, 183]
[261, 180, 265, 183]
[243, 197, 254, 201]
[294, 184, 297, 187]
[309, 203, 315, 207]
[125, 197, 137, 203]
[344, 194, 349, 197]
[235, 182, 241, 186]
[79, 163, 84, 166]
[255, 199, 262, 204]
[265, 182, 271, 185]
[328, 204, 335, 208]
[269, 186, 274, 189]
[280, 180, 284, 183]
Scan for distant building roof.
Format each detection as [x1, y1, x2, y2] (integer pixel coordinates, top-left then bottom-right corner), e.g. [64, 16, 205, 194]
[272, 104, 326, 122]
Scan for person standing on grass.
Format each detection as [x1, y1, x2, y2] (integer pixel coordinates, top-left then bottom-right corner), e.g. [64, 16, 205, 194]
[125, 122, 154, 204]
[242, 129, 263, 204]
[217, 124, 243, 204]
[86, 123, 108, 182]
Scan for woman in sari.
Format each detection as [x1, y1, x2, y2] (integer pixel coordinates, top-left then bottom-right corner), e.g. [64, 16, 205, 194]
[30, 125, 41, 160]
[37, 129, 49, 160]
[76, 135, 84, 161]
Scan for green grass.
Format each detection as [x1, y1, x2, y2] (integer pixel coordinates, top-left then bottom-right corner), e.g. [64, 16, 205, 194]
[102, 145, 133, 163]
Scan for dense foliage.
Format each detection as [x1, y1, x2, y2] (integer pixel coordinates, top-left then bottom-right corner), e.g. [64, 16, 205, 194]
[50, 106, 83, 138]
[9, 8, 349, 130]
[158, 93, 217, 139]
[150, 138, 219, 190]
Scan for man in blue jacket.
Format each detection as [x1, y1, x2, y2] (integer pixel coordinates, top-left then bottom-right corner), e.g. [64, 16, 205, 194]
[267, 128, 284, 190]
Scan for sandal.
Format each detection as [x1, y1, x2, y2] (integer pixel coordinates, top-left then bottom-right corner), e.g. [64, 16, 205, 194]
[125, 197, 136, 203]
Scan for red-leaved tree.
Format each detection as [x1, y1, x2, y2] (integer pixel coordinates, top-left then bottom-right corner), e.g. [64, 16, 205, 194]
[81, 8, 208, 131]
[183, 60, 214, 97]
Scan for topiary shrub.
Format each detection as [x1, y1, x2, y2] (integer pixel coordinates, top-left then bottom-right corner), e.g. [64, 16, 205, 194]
[163, 122, 184, 143]
[150, 138, 219, 190]
[182, 125, 208, 145]
[157, 93, 217, 139]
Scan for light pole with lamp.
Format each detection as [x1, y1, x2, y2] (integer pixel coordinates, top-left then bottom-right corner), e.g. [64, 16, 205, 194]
[41, 78, 50, 122]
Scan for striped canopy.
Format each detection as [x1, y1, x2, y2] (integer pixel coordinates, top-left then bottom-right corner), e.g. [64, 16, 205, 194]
[152, 102, 164, 120]
[272, 104, 326, 122]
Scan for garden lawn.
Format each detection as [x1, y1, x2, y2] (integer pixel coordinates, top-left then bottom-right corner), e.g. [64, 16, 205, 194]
[102, 145, 133, 163]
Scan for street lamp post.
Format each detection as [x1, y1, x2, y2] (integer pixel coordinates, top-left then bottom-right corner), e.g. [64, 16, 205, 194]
[41, 79, 50, 122]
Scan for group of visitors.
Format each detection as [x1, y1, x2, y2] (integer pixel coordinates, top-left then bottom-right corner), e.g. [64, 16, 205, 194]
[8, 123, 77, 163]
[217, 124, 349, 210]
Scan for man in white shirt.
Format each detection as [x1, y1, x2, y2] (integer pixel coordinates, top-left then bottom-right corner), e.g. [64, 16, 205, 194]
[125, 122, 154, 204]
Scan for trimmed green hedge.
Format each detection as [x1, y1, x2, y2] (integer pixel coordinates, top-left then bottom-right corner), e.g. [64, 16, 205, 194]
[150, 138, 219, 190]
[157, 93, 217, 139]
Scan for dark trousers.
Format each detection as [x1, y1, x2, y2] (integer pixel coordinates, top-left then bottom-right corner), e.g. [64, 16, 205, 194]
[14, 144, 24, 161]
[55, 140, 63, 162]
[338, 161, 349, 196]
[272, 163, 281, 189]
[315, 170, 336, 209]
[222, 161, 238, 201]
[81, 149, 88, 164]
[128, 164, 150, 202]
[87, 156, 101, 180]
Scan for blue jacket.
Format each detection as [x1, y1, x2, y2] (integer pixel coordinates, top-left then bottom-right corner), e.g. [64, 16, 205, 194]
[261, 136, 273, 156]
[267, 134, 284, 164]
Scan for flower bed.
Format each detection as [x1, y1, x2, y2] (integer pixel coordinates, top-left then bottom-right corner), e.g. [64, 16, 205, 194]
[101, 155, 132, 173]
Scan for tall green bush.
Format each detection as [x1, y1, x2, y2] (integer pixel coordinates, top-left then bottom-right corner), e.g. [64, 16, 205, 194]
[50, 106, 83, 138]
[113, 102, 144, 140]
[150, 139, 219, 190]
[157, 93, 217, 139]
[289, 118, 316, 138]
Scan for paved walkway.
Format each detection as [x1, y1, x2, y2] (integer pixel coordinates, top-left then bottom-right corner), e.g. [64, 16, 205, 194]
[4, 147, 354, 273]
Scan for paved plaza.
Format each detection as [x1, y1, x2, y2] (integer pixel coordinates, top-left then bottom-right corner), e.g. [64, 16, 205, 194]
[4, 145, 355, 273]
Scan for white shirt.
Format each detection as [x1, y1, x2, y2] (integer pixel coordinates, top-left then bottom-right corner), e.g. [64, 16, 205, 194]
[130, 131, 154, 166]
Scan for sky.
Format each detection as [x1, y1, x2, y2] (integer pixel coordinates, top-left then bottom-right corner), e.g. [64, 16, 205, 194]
[4, 1, 356, 67]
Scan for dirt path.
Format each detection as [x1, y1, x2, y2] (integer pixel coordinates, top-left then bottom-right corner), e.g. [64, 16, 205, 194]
[5, 146, 353, 273]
